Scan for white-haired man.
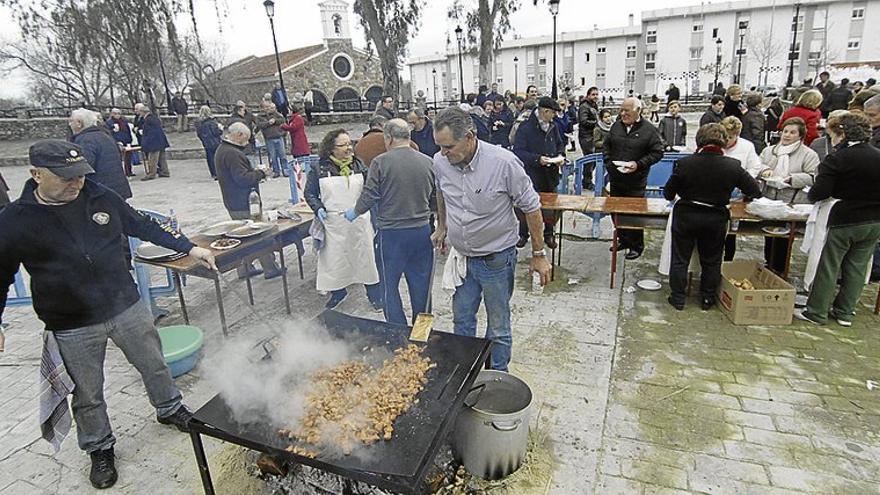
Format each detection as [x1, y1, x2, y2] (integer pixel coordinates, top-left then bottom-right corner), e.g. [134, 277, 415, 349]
[69, 108, 132, 199]
[105, 108, 135, 177]
[345, 119, 436, 325]
[603, 96, 664, 260]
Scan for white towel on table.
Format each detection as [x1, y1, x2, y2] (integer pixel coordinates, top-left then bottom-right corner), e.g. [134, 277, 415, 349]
[442, 247, 467, 291]
[40, 331, 74, 453]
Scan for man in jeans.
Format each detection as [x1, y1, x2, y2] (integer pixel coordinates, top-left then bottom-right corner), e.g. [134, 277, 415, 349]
[431, 108, 551, 371]
[0, 140, 217, 489]
[256, 100, 288, 178]
[346, 119, 435, 325]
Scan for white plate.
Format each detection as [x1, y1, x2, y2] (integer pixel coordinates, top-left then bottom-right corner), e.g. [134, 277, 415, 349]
[636, 279, 662, 291]
[136, 243, 179, 260]
[226, 222, 276, 238]
[201, 220, 248, 237]
[210, 238, 242, 250]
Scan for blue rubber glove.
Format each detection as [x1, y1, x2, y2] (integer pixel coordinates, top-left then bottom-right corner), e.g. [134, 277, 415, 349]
[317, 208, 327, 222]
[343, 208, 358, 222]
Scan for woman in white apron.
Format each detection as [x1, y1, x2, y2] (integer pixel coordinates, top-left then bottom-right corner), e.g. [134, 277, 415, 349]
[304, 130, 381, 310]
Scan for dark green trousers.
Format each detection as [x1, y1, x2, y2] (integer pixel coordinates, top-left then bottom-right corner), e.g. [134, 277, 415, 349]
[805, 222, 880, 323]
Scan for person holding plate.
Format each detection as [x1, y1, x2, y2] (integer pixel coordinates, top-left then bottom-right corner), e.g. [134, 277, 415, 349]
[757, 116, 820, 273]
[512, 96, 567, 249]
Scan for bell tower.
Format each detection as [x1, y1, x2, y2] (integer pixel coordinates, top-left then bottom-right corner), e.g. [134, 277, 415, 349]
[319, 0, 351, 41]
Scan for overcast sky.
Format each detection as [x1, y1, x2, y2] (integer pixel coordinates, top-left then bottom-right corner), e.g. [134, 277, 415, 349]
[0, 0, 702, 99]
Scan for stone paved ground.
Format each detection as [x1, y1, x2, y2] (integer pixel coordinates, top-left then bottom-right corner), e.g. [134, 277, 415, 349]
[1, 155, 879, 494]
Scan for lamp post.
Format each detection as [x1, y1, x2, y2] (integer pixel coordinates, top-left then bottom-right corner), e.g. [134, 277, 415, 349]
[786, 2, 802, 89]
[432, 68, 438, 108]
[513, 56, 519, 95]
[735, 20, 748, 84]
[714, 38, 722, 92]
[263, 0, 286, 98]
[549, 0, 560, 99]
[455, 25, 465, 103]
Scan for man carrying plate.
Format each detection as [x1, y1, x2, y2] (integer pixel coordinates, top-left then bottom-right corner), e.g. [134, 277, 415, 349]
[0, 140, 216, 489]
[513, 96, 567, 249]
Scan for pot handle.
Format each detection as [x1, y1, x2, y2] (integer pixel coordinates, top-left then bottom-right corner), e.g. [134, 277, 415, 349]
[462, 383, 487, 409]
[489, 419, 522, 432]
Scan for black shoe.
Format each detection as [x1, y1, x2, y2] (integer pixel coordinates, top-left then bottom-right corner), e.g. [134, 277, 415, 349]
[667, 296, 684, 311]
[157, 405, 193, 433]
[545, 235, 558, 250]
[272, 172, 281, 179]
[585, 183, 595, 191]
[609, 244, 627, 252]
[326, 290, 347, 309]
[625, 249, 642, 260]
[516, 236, 529, 248]
[237, 267, 264, 279]
[264, 268, 286, 280]
[701, 298, 716, 311]
[89, 448, 118, 489]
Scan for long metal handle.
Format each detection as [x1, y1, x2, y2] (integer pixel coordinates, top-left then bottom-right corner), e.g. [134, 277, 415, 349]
[426, 247, 437, 313]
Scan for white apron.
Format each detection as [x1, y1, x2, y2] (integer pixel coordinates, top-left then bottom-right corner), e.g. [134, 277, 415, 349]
[315, 174, 380, 291]
[659, 199, 718, 276]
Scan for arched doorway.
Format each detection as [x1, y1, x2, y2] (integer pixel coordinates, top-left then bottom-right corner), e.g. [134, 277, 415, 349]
[311, 90, 330, 112]
[364, 86, 384, 107]
[332, 87, 360, 111]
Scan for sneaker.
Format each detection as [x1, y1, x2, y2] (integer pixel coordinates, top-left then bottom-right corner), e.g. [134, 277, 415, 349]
[609, 244, 627, 252]
[667, 296, 684, 311]
[325, 290, 347, 309]
[793, 309, 823, 325]
[89, 448, 118, 489]
[140, 176, 156, 181]
[829, 309, 853, 327]
[157, 405, 193, 432]
[835, 319, 853, 327]
[516, 236, 529, 248]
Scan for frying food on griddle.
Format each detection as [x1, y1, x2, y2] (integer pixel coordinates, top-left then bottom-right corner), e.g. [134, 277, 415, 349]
[279, 344, 435, 457]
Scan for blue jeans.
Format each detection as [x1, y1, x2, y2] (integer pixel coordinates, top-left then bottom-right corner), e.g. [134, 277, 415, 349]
[53, 301, 182, 453]
[452, 246, 517, 371]
[331, 284, 382, 304]
[265, 137, 288, 175]
[377, 225, 433, 325]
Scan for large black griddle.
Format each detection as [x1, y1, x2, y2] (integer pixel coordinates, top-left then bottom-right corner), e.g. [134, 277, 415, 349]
[189, 310, 491, 494]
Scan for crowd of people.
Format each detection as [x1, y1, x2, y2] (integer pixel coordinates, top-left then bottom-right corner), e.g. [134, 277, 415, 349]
[1, 72, 880, 491]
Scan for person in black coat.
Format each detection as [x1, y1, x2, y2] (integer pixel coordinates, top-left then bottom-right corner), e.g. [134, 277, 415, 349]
[723, 85, 745, 119]
[823, 78, 853, 115]
[664, 124, 762, 310]
[69, 108, 132, 199]
[513, 96, 566, 249]
[665, 83, 681, 103]
[0, 171, 9, 207]
[603, 97, 664, 259]
[106, 109, 135, 177]
[739, 92, 767, 153]
[489, 97, 515, 148]
[195, 106, 223, 179]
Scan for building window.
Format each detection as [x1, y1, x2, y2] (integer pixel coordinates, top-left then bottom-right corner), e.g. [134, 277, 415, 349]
[626, 45, 636, 59]
[689, 47, 703, 60]
[539, 73, 546, 83]
[597, 45, 606, 54]
[792, 14, 804, 32]
[581, 77, 585, 85]
[584, 52, 591, 62]
[564, 44, 573, 57]
[330, 53, 354, 81]
[625, 69, 636, 85]
[496, 77, 503, 84]
[527, 51, 536, 64]
[693, 22, 703, 32]
[527, 73, 535, 83]
[791, 41, 801, 59]
[852, 7, 865, 19]
[712, 27, 719, 38]
[847, 38, 861, 50]
[596, 70, 606, 79]
[646, 29, 657, 44]
[539, 57, 547, 66]
[645, 52, 656, 70]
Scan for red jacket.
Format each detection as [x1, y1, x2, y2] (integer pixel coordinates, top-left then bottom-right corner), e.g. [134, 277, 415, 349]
[280, 113, 311, 156]
[778, 106, 821, 146]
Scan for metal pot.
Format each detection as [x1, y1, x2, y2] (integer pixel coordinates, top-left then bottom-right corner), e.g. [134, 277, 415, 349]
[452, 370, 533, 480]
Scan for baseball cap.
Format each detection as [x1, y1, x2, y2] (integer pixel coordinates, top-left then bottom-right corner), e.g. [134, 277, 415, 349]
[537, 96, 562, 112]
[29, 140, 94, 179]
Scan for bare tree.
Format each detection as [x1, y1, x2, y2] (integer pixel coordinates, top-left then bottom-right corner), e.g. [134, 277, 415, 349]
[353, 0, 423, 100]
[747, 28, 786, 86]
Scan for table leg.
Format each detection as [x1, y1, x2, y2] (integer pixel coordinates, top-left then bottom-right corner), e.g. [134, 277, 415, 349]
[558, 211, 564, 268]
[279, 246, 291, 315]
[173, 272, 189, 324]
[875, 286, 879, 315]
[244, 265, 255, 306]
[610, 214, 618, 289]
[783, 222, 796, 279]
[213, 275, 228, 337]
[295, 237, 305, 280]
[189, 431, 215, 495]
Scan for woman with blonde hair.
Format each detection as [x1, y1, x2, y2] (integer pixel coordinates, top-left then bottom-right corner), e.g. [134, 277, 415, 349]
[778, 89, 823, 145]
[195, 105, 222, 179]
[723, 84, 745, 119]
[719, 116, 762, 261]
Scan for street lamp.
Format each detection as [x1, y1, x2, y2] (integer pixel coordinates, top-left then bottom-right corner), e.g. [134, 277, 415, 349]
[263, 0, 286, 100]
[455, 25, 465, 103]
[786, 2, 802, 89]
[549, 0, 560, 99]
[513, 56, 519, 95]
[714, 38, 722, 92]
[432, 68, 438, 108]
[735, 20, 748, 84]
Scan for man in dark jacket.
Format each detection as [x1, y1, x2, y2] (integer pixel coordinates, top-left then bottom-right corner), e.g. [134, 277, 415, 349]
[0, 140, 215, 489]
[513, 96, 566, 249]
[739, 92, 767, 153]
[665, 83, 680, 102]
[214, 123, 282, 279]
[69, 108, 132, 199]
[271, 86, 290, 119]
[170, 92, 188, 132]
[256, 101, 288, 178]
[227, 101, 257, 162]
[815, 72, 835, 115]
[106, 108, 135, 177]
[824, 78, 853, 114]
[407, 108, 440, 157]
[134, 103, 170, 180]
[603, 97, 664, 259]
[0, 171, 9, 207]
[578, 87, 601, 189]
[700, 96, 726, 126]
[375, 96, 396, 120]
[713, 82, 726, 97]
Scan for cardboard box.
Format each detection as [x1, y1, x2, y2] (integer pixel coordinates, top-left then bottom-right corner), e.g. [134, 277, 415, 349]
[718, 261, 796, 325]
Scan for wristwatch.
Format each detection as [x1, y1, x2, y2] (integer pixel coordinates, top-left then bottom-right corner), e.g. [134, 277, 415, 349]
[532, 249, 547, 257]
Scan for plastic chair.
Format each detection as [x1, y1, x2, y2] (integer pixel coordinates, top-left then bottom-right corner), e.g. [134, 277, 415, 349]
[288, 154, 320, 204]
[129, 209, 180, 319]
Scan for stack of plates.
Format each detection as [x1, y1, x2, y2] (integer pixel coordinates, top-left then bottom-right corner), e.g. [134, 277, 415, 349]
[136, 243, 185, 261]
[201, 220, 249, 238]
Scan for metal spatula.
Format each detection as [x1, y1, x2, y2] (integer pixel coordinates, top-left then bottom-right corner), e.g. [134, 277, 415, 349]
[409, 248, 437, 342]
